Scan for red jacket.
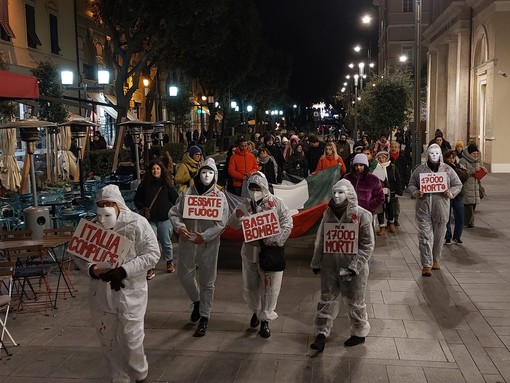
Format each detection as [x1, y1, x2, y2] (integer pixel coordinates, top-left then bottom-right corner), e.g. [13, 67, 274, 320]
[312, 154, 346, 175]
[228, 149, 259, 187]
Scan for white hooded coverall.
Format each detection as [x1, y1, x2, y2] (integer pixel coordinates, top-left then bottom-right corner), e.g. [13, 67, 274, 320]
[408, 144, 462, 268]
[311, 179, 375, 337]
[169, 158, 229, 318]
[75, 185, 160, 383]
[228, 172, 293, 321]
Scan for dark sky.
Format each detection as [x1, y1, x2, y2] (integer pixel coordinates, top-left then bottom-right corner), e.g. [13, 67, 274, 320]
[255, 0, 378, 104]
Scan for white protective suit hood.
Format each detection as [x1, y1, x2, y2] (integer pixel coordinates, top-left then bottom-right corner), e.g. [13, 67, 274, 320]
[331, 179, 360, 221]
[95, 184, 130, 213]
[247, 171, 271, 204]
[193, 157, 218, 195]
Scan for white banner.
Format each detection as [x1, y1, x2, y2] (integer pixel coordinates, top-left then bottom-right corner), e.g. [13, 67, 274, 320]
[323, 222, 358, 254]
[241, 209, 281, 242]
[183, 195, 224, 221]
[67, 219, 132, 269]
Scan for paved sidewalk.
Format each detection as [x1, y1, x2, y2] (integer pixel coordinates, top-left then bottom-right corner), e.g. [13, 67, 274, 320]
[1, 173, 509, 382]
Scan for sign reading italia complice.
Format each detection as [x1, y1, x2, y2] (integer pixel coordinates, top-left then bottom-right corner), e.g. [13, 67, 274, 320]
[183, 195, 224, 221]
[419, 172, 448, 193]
[323, 222, 359, 254]
[67, 219, 132, 269]
[241, 210, 281, 242]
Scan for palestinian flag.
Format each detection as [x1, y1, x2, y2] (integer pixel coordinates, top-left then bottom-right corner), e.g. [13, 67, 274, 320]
[221, 166, 341, 241]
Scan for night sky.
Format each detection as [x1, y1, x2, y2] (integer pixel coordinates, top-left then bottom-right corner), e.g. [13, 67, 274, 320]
[255, 0, 378, 104]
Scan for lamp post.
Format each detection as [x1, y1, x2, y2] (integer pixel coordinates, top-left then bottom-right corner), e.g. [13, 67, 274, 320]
[412, 0, 422, 168]
[61, 69, 111, 115]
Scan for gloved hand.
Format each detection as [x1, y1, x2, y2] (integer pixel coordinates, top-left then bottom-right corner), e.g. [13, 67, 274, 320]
[99, 267, 127, 291]
[339, 268, 356, 277]
[312, 268, 321, 275]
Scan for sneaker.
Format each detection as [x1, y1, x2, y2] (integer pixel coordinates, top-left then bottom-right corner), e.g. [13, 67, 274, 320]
[310, 333, 326, 352]
[432, 262, 440, 270]
[166, 261, 175, 273]
[193, 317, 208, 337]
[190, 301, 200, 323]
[146, 269, 155, 280]
[453, 238, 463, 244]
[445, 239, 452, 245]
[422, 266, 432, 277]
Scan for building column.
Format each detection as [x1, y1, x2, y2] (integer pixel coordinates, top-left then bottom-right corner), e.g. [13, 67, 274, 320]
[426, 50, 438, 137]
[446, 38, 458, 142]
[455, 28, 471, 144]
[435, 46, 449, 136]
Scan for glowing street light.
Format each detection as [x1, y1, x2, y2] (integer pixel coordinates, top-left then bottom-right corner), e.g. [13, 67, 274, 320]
[361, 15, 372, 24]
[354, 45, 362, 53]
[348, 63, 354, 69]
[399, 55, 408, 63]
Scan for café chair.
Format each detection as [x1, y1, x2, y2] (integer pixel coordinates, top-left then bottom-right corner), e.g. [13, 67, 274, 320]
[0, 261, 18, 356]
[43, 227, 77, 294]
[8, 245, 53, 316]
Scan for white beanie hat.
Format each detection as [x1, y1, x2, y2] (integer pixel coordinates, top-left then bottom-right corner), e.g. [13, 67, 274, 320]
[353, 153, 369, 167]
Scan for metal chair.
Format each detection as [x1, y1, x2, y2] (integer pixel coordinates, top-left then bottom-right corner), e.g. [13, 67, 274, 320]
[43, 227, 77, 296]
[0, 261, 18, 355]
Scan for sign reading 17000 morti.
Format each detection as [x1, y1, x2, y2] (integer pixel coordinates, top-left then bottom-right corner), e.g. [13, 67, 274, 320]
[419, 172, 448, 193]
[323, 222, 359, 254]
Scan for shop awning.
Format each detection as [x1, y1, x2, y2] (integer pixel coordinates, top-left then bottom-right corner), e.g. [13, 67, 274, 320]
[0, 70, 39, 99]
[88, 92, 137, 121]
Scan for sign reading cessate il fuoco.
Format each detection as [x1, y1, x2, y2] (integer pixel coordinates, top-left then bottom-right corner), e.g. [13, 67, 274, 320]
[67, 219, 132, 268]
[183, 195, 224, 221]
[419, 172, 448, 193]
[241, 209, 281, 242]
[323, 222, 359, 254]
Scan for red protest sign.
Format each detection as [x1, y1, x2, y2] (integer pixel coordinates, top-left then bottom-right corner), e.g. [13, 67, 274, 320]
[67, 219, 132, 268]
[323, 222, 359, 254]
[419, 172, 448, 193]
[183, 195, 224, 221]
[241, 209, 281, 242]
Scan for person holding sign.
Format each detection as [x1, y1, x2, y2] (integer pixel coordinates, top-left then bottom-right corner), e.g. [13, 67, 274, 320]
[408, 144, 462, 276]
[229, 172, 293, 338]
[74, 184, 160, 383]
[309, 179, 375, 352]
[169, 158, 229, 337]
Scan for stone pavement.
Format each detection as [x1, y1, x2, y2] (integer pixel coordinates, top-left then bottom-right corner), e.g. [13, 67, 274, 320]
[1, 173, 510, 383]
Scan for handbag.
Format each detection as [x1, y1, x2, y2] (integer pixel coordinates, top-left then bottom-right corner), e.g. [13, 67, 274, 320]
[479, 181, 486, 199]
[139, 186, 162, 221]
[258, 240, 286, 272]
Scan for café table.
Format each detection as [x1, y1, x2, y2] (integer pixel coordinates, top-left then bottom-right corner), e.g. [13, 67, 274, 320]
[0, 236, 74, 309]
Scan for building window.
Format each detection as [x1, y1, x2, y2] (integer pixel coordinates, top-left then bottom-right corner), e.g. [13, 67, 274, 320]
[0, 0, 15, 42]
[49, 14, 60, 54]
[25, 3, 41, 48]
[403, 0, 414, 13]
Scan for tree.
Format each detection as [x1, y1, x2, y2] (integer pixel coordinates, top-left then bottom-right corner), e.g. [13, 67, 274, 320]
[31, 61, 68, 123]
[0, 51, 16, 123]
[356, 68, 413, 139]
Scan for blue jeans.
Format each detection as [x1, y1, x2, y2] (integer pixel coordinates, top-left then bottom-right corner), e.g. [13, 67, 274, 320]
[446, 196, 464, 241]
[150, 219, 173, 262]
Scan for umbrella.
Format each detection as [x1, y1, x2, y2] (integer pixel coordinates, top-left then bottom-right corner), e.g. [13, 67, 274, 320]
[0, 128, 21, 191]
[58, 125, 78, 180]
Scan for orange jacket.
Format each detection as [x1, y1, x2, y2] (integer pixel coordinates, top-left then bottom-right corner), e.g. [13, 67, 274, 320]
[228, 149, 259, 187]
[312, 154, 346, 175]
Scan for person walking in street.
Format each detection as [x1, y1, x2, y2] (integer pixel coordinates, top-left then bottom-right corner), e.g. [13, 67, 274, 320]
[134, 159, 178, 278]
[228, 138, 259, 196]
[459, 144, 487, 228]
[373, 134, 390, 155]
[169, 158, 229, 337]
[257, 147, 279, 184]
[372, 151, 403, 236]
[309, 179, 375, 352]
[285, 143, 309, 179]
[336, 133, 352, 164]
[443, 150, 469, 244]
[408, 144, 462, 276]
[76, 184, 160, 383]
[306, 135, 325, 174]
[175, 146, 203, 193]
[90, 130, 107, 150]
[389, 142, 411, 226]
[229, 172, 293, 338]
[312, 142, 346, 175]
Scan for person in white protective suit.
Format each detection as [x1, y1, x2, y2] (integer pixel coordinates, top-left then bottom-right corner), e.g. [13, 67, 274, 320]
[169, 158, 229, 337]
[408, 144, 462, 276]
[74, 184, 160, 383]
[309, 179, 375, 352]
[229, 172, 293, 338]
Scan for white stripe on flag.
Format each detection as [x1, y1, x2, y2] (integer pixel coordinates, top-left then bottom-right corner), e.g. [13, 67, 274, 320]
[272, 179, 309, 210]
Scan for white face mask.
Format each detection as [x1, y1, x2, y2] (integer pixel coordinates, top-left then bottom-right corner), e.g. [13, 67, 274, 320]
[333, 191, 347, 205]
[200, 169, 215, 186]
[249, 190, 264, 202]
[428, 148, 441, 163]
[96, 207, 118, 230]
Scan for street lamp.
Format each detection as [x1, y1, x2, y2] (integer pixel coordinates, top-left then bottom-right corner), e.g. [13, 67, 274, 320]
[361, 15, 372, 24]
[61, 69, 111, 115]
